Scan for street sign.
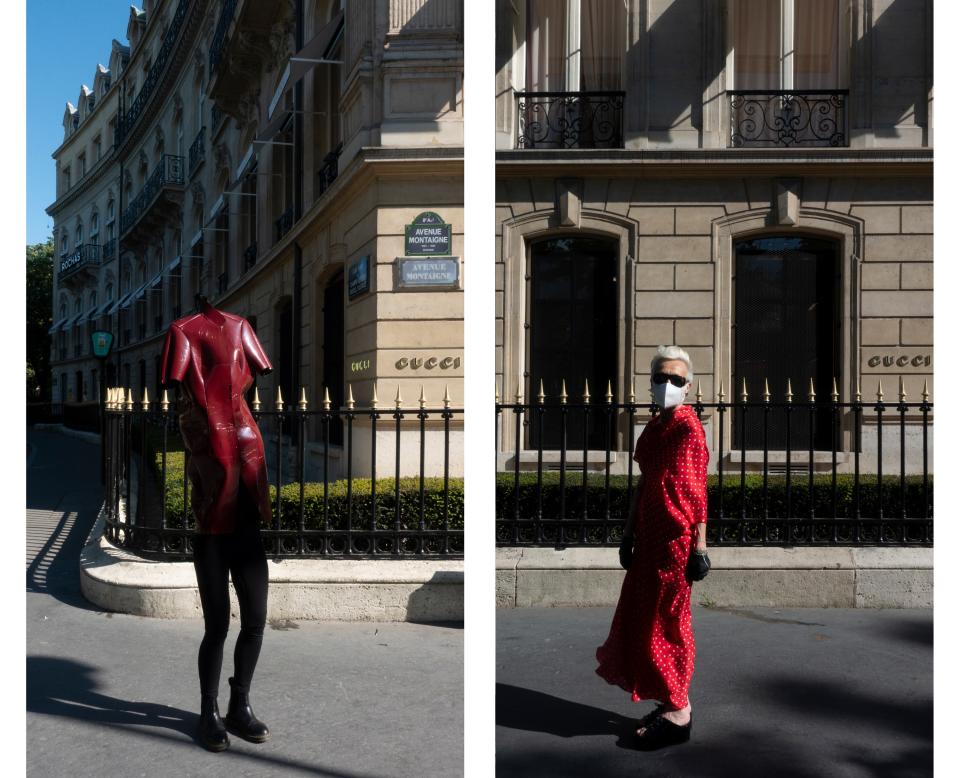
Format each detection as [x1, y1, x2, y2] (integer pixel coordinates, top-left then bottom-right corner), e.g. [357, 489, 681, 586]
[404, 211, 452, 256]
[91, 330, 113, 358]
[348, 255, 370, 299]
[397, 257, 460, 289]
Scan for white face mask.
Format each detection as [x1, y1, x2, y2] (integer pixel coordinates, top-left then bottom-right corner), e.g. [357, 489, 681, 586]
[652, 380, 687, 409]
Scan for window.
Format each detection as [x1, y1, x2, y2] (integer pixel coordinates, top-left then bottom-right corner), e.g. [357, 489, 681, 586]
[732, 235, 841, 450]
[60, 235, 68, 256]
[91, 212, 99, 238]
[731, 0, 847, 90]
[524, 0, 626, 92]
[528, 236, 618, 450]
[107, 199, 115, 222]
[79, 154, 86, 176]
[75, 224, 83, 247]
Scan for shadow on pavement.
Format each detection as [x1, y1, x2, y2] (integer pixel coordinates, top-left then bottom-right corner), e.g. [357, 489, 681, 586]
[27, 656, 390, 777]
[496, 683, 637, 747]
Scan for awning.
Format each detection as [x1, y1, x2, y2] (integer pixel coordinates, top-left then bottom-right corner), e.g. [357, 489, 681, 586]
[133, 282, 148, 302]
[92, 298, 113, 318]
[78, 305, 99, 324]
[61, 311, 83, 331]
[149, 271, 163, 288]
[264, 10, 344, 130]
[47, 317, 66, 335]
[107, 290, 134, 315]
[167, 255, 182, 272]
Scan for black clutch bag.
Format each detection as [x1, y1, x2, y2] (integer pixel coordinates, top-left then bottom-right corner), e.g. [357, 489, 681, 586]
[686, 548, 711, 582]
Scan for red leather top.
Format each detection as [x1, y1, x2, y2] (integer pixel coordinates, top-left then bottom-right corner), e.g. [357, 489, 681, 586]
[160, 301, 273, 534]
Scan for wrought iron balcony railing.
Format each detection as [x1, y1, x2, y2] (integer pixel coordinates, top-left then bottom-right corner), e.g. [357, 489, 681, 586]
[116, 0, 189, 146]
[729, 90, 848, 148]
[120, 154, 185, 236]
[516, 91, 625, 149]
[188, 127, 205, 176]
[274, 207, 294, 243]
[243, 241, 258, 271]
[317, 143, 343, 197]
[59, 244, 101, 280]
[102, 237, 117, 262]
[209, 0, 239, 74]
[496, 377, 931, 548]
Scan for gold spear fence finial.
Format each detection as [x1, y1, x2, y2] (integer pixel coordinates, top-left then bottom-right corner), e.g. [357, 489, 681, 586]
[141, 387, 150, 412]
[395, 385, 403, 410]
[444, 384, 452, 409]
[629, 378, 636, 405]
[922, 378, 929, 403]
[495, 382, 500, 404]
[855, 377, 862, 403]
[106, 387, 114, 410]
[831, 377, 839, 403]
[899, 376, 906, 403]
[252, 386, 261, 412]
[808, 377, 816, 403]
[371, 382, 379, 409]
[346, 383, 356, 410]
[515, 379, 523, 405]
[696, 379, 702, 404]
[125, 387, 134, 411]
[559, 379, 568, 405]
[785, 378, 793, 403]
[419, 385, 427, 410]
[537, 379, 545, 405]
[762, 378, 770, 403]
[583, 378, 591, 404]
[606, 380, 613, 404]
[740, 377, 748, 403]
[876, 377, 884, 402]
[717, 378, 725, 403]
[161, 389, 170, 413]
[275, 385, 285, 411]
[323, 386, 332, 411]
[298, 386, 308, 411]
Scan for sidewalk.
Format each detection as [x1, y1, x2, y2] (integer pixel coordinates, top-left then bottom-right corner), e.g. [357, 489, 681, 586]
[27, 429, 463, 778]
[496, 606, 932, 777]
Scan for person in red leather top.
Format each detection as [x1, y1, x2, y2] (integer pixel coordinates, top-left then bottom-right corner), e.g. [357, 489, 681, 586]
[160, 295, 274, 752]
[160, 295, 273, 534]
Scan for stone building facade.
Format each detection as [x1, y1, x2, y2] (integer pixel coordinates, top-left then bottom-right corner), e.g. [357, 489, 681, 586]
[47, 0, 464, 478]
[494, 0, 932, 473]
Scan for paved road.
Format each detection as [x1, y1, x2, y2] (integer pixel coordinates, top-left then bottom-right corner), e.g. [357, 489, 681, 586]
[497, 605, 932, 777]
[27, 429, 463, 778]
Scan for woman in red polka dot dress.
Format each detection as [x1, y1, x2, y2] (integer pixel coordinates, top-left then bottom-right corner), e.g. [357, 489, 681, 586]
[596, 345, 711, 750]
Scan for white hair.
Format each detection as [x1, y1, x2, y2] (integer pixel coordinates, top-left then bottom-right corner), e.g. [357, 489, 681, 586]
[649, 345, 694, 386]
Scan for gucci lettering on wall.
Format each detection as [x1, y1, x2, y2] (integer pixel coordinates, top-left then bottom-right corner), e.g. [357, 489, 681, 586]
[395, 356, 462, 370]
[350, 358, 371, 374]
[864, 352, 932, 371]
[404, 211, 452, 256]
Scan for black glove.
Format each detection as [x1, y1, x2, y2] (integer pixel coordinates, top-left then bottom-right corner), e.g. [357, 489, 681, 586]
[618, 536, 633, 571]
[686, 548, 711, 582]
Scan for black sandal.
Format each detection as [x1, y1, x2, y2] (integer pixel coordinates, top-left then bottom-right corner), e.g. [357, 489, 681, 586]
[635, 703, 667, 733]
[634, 711, 692, 751]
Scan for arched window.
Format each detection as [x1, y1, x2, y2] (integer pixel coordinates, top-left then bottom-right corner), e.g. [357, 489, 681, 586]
[75, 223, 83, 247]
[732, 234, 841, 450]
[91, 212, 99, 238]
[528, 235, 618, 449]
[60, 235, 68, 255]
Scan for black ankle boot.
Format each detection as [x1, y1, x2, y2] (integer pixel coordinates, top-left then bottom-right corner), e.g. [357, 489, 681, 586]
[198, 696, 230, 752]
[224, 677, 270, 743]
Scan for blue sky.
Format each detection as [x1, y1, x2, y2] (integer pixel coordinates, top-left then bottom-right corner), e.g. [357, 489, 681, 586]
[26, 1, 133, 245]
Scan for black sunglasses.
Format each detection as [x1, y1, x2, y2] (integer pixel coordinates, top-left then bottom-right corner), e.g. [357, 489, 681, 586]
[652, 372, 688, 388]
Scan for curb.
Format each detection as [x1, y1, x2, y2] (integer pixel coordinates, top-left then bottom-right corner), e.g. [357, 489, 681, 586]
[80, 503, 464, 622]
[495, 546, 932, 609]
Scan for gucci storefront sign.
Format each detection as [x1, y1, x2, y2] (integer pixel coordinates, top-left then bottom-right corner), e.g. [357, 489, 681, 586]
[864, 353, 931, 369]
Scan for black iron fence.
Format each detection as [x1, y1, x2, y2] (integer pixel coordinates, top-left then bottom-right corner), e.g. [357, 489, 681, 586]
[516, 91, 625, 149]
[103, 385, 464, 560]
[729, 90, 848, 148]
[495, 378, 932, 548]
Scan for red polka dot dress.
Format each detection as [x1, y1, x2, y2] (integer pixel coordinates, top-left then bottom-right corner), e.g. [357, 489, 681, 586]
[596, 402, 709, 709]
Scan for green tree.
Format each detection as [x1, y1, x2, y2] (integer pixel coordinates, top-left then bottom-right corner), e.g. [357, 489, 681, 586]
[26, 238, 54, 400]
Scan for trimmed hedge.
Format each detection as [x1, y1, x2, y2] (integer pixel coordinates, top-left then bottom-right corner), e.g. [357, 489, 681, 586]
[495, 471, 933, 520]
[144, 427, 463, 533]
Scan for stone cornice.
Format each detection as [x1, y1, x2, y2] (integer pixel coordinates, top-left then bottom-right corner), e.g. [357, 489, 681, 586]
[215, 146, 463, 305]
[495, 148, 933, 178]
[45, 149, 119, 218]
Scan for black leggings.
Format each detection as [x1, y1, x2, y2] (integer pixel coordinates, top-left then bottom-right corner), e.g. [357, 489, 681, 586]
[192, 486, 268, 699]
